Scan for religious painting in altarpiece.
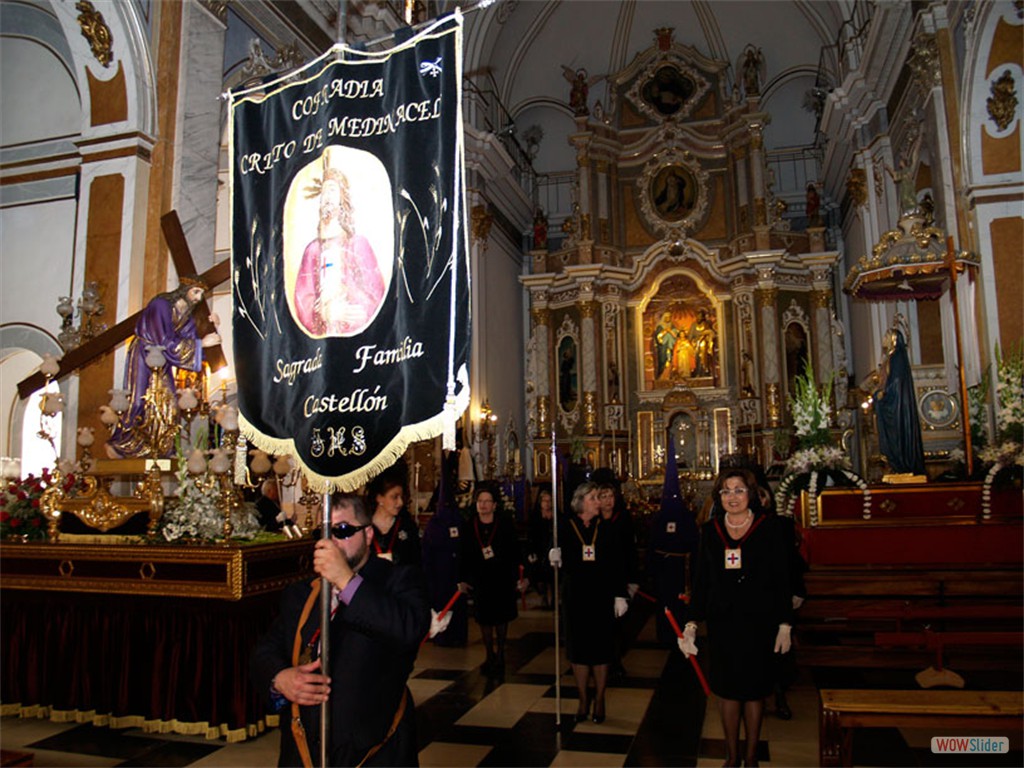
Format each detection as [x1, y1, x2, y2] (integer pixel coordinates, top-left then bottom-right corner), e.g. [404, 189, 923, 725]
[643, 274, 719, 390]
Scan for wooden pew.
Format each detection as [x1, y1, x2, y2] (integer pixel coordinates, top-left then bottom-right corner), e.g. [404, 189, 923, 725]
[819, 689, 1023, 767]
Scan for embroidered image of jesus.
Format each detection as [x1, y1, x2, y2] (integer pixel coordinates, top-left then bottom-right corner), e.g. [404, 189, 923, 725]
[284, 145, 393, 338]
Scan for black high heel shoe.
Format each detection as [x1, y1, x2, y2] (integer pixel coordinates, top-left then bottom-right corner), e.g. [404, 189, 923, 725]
[591, 700, 606, 724]
[574, 699, 590, 723]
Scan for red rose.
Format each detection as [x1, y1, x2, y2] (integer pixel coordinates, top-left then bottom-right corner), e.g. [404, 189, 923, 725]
[16, 490, 27, 500]
[0, 511, 9, 522]
[31, 498, 40, 508]
[29, 517, 42, 527]
[10, 517, 21, 528]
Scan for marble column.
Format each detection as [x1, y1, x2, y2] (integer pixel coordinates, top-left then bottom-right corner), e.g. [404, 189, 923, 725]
[734, 150, 750, 230]
[757, 275, 781, 427]
[734, 289, 758, 401]
[811, 286, 835, 387]
[579, 300, 598, 435]
[531, 305, 551, 438]
[572, 133, 593, 243]
[749, 126, 767, 226]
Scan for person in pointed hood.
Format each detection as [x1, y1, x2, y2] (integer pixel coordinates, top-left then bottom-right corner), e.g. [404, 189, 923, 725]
[647, 435, 699, 643]
[421, 452, 469, 646]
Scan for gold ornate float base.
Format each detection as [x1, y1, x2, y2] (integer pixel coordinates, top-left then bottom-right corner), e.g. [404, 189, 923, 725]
[0, 537, 312, 600]
[1, 538, 313, 742]
[42, 459, 171, 541]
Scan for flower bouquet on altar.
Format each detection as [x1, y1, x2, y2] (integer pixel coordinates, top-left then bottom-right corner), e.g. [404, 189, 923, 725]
[1, 469, 75, 541]
[978, 343, 1023, 514]
[776, 363, 869, 521]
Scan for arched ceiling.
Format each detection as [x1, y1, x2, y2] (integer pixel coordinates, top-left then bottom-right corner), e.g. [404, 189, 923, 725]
[462, 0, 849, 172]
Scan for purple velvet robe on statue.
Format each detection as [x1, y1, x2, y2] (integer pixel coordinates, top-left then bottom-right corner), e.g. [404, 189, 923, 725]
[107, 295, 203, 457]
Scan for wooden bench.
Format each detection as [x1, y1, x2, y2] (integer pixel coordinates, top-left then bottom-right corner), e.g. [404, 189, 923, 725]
[819, 688, 1024, 766]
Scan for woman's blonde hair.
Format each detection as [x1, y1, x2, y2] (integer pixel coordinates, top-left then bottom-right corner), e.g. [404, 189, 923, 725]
[570, 481, 598, 514]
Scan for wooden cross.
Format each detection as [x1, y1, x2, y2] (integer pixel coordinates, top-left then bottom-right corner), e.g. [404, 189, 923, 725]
[17, 211, 228, 399]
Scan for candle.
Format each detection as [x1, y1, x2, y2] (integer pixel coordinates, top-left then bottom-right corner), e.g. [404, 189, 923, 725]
[40, 353, 60, 378]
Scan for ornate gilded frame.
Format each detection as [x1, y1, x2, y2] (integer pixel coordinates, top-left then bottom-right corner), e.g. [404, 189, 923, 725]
[637, 148, 710, 239]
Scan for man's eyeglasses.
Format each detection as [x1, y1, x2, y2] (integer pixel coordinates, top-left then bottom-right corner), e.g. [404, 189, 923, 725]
[719, 488, 749, 497]
[330, 522, 369, 540]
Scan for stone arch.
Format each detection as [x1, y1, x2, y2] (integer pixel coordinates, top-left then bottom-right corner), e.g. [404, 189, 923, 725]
[0, 326, 69, 465]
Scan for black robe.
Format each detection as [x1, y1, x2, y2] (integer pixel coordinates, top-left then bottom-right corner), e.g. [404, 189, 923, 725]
[690, 513, 792, 701]
[458, 512, 522, 626]
[250, 557, 429, 767]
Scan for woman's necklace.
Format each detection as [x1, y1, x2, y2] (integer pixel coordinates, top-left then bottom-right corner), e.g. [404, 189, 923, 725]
[724, 510, 753, 529]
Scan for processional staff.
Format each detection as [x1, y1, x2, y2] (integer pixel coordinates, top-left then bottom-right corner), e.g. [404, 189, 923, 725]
[550, 428, 562, 727]
[319, 493, 331, 768]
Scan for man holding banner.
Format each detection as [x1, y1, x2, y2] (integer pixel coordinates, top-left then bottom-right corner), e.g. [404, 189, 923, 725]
[234, 12, 471, 766]
[251, 492, 429, 767]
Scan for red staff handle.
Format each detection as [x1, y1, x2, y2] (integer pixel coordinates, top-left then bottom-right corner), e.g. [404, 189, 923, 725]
[634, 589, 657, 603]
[421, 589, 463, 647]
[438, 588, 462, 620]
[664, 607, 711, 696]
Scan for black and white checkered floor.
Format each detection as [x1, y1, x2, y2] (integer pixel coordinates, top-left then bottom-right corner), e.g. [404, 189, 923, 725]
[2, 596, 1020, 767]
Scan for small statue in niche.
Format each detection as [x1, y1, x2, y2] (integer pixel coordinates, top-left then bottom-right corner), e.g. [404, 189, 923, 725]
[561, 66, 603, 117]
[806, 182, 821, 226]
[886, 132, 923, 216]
[532, 208, 548, 250]
[688, 308, 716, 378]
[741, 351, 756, 397]
[739, 45, 765, 97]
[607, 361, 620, 402]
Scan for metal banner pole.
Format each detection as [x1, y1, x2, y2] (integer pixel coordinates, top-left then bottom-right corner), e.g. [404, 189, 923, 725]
[319, 492, 331, 768]
[550, 428, 561, 727]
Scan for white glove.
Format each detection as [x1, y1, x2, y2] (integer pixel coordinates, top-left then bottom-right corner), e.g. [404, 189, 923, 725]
[548, 547, 562, 568]
[517, 578, 529, 593]
[774, 623, 792, 654]
[677, 623, 698, 658]
[627, 583, 639, 599]
[792, 595, 805, 610]
[429, 608, 453, 638]
[614, 596, 629, 618]
[527, 553, 538, 563]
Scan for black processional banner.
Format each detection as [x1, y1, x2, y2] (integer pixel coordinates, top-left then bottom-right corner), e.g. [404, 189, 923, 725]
[229, 16, 469, 490]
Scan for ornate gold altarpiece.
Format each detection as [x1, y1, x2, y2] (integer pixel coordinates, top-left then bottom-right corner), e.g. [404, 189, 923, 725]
[522, 29, 843, 484]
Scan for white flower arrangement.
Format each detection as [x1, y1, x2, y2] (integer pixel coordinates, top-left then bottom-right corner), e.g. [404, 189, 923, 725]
[994, 343, 1023, 442]
[976, 342, 1023, 517]
[159, 440, 261, 543]
[776, 465, 870, 523]
[783, 445, 851, 476]
[777, 362, 868, 525]
[789, 362, 834, 448]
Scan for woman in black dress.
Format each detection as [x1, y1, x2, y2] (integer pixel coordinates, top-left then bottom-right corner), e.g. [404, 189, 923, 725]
[367, 468, 421, 568]
[558, 481, 628, 724]
[527, 488, 555, 608]
[681, 468, 792, 767]
[458, 484, 525, 676]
